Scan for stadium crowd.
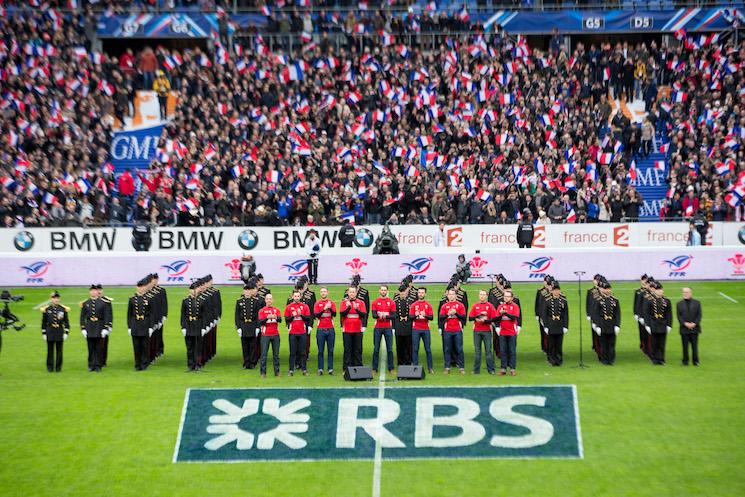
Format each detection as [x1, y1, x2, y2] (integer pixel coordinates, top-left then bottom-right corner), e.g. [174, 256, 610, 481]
[0, 6, 744, 229]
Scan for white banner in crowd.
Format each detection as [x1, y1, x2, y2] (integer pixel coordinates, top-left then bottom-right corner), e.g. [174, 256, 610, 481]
[2, 222, 745, 254]
[3, 247, 745, 287]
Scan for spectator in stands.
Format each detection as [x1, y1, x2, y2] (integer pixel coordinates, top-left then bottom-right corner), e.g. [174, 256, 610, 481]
[152, 70, 171, 120]
[548, 198, 566, 224]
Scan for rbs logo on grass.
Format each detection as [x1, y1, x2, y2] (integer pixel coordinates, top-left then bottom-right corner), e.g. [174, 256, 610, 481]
[174, 386, 582, 462]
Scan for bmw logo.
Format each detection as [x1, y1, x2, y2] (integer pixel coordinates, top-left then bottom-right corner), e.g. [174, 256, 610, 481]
[238, 229, 258, 250]
[354, 228, 374, 248]
[739, 225, 745, 245]
[14, 231, 34, 251]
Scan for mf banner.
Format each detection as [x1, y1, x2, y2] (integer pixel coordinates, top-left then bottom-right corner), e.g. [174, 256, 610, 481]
[1, 223, 743, 255]
[173, 386, 582, 462]
[3, 247, 744, 286]
[108, 123, 165, 171]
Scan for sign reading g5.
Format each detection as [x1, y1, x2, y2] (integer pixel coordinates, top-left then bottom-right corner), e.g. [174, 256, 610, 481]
[174, 386, 582, 462]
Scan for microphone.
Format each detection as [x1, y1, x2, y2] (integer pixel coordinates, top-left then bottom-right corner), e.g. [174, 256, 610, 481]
[573, 271, 587, 276]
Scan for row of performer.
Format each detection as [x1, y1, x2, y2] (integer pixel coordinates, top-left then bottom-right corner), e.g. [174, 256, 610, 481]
[39, 272, 703, 374]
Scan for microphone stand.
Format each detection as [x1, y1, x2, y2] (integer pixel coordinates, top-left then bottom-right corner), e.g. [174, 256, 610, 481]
[573, 271, 589, 369]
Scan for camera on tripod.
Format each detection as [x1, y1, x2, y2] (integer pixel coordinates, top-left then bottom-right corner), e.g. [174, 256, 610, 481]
[1, 290, 26, 332]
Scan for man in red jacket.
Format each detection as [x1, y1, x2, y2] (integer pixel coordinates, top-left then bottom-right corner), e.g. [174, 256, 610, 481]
[258, 294, 282, 378]
[117, 169, 135, 197]
[495, 290, 521, 376]
[371, 285, 396, 375]
[313, 287, 337, 375]
[409, 287, 434, 374]
[439, 288, 466, 374]
[340, 286, 367, 373]
[284, 290, 311, 376]
[469, 290, 497, 374]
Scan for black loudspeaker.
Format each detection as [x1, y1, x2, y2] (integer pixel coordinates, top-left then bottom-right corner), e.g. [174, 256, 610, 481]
[397, 365, 425, 380]
[344, 366, 373, 381]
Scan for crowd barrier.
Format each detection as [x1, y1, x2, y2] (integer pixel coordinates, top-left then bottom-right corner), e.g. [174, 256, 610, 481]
[3, 247, 744, 287]
[2, 222, 744, 255]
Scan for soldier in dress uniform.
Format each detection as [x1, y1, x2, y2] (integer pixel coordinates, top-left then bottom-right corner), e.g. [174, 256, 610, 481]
[393, 282, 413, 366]
[41, 291, 70, 372]
[643, 280, 672, 365]
[634, 274, 652, 357]
[142, 275, 160, 365]
[591, 280, 621, 365]
[80, 284, 110, 372]
[534, 275, 553, 355]
[542, 281, 568, 366]
[586, 274, 602, 360]
[181, 281, 204, 372]
[99, 285, 113, 367]
[127, 279, 152, 371]
[236, 280, 264, 369]
[198, 275, 221, 364]
[150, 273, 167, 359]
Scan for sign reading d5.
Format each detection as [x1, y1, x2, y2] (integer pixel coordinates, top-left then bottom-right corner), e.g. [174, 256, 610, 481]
[174, 386, 582, 462]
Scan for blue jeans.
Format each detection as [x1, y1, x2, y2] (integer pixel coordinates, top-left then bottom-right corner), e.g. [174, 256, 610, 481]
[316, 328, 335, 371]
[443, 331, 464, 369]
[372, 327, 394, 371]
[473, 331, 495, 373]
[498, 334, 517, 370]
[412, 328, 433, 371]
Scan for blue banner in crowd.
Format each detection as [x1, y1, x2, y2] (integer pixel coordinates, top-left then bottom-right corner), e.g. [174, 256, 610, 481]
[97, 13, 219, 38]
[109, 124, 165, 171]
[631, 154, 668, 220]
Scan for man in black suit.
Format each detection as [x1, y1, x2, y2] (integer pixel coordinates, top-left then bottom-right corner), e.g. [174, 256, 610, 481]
[676, 287, 702, 366]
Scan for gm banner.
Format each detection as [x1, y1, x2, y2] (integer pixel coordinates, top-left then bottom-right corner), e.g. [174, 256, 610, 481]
[173, 386, 582, 462]
[109, 123, 165, 171]
[97, 13, 219, 38]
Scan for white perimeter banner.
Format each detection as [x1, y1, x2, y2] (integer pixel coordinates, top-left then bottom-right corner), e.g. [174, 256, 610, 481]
[2, 222, 745, 255]
[3, 247, 745, 287]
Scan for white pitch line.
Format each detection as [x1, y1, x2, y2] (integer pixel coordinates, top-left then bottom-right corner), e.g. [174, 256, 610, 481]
[371, 353, 386, 497]
[718, 292, 739, 304]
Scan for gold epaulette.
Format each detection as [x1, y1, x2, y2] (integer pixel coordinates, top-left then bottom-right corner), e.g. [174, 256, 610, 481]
[101, 296, 113, 302]
[79, 300, 85, 308]
[62, 305, 70, 312]
[39, 305, 49, 313]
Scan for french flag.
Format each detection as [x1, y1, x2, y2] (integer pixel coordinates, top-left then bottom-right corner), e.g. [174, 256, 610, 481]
[43, 192, 57, 204]
[566, 208, 577, 223]
[498, 93, 513, 105]
[204, 144, 217, 161]
[476, 189, 491, 202]
[231, 165, 244, 178]
[357, 181, 367, 199]
[340, 211, 355, 224]
[265, 170, 281, 183]
[659, 142, 669, 154]
[540, 114, 554, 127]
[1, 176, 16, 189]
[186, 178, 201, 190]
[76, 178, 91, 194]
[418, 135, 432, 147]
[672, 92, 687, 103]
[716, 161, 732, 176]
[628, 159, 638, 181]
[347, 91, 362, 104]
[406, 165, 420, 177]
[725, 186, 745, 207]
[373, 161, 388, 176]
[281, 62, 304, 82]
[597, 153, 614, 165]
[654, 160, 666, 171]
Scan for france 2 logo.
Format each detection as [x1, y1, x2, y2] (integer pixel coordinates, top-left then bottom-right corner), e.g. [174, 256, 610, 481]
[521, 256, 553, 279]
[20, 260, 51, 283]
[160, 260, 191, 282]
[400, 257, 433, 281]
[345, 257, 367, 276]
[662, 255, 693, 277]
[281, 260, 309, 281]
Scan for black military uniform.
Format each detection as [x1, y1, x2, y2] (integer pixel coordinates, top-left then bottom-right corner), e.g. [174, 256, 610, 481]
[143, 275, 161, 364]
[80, 285, 110, 372]
[634, 275, 652, 357]
[198, 275, 221, 364]
[394, 282, 413, 366]
[591, 281, 621, 365]
[586, 276, 602, 359]
[182, 281, 204, 371]
[534, 276, 553, 354]
[127, 280, 152, 371]
[645, 282, 673, 365]
[542, 283, 568, 366]
[236, 282, 264, 369]
[41, 291, 70, 372]
[100, 289, 113, 367]
[151, 274, 168, 359]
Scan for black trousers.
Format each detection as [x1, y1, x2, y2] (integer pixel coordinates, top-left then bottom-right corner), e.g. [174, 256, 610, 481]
[638, 323, 650, 356]
[307, 258, 318, 284]
[260, 335, 280, 375]
[343, 332, 363, 370]
[155, 328, 164, 355]
[289, 334, 308, 372]
[599, 334, 616, 364]
[101, 336, 109, 366]
[518, 241, 532, 248]
[132, 336, 150, 370]
[396, 334, 412, 365]
[185, 335, 203, 370]
[681, 334, 699, 364]
[46, 341, 63, 371]
[87, 337, 103, 370]
[650, 333, 667, 364]
[547, 334, 563, 365]
[241, 336, 257, 368]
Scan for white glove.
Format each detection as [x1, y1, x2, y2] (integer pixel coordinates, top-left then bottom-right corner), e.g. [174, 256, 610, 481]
[562, 327, 568, 334]
[63, 334, 68, 341]
[495, 327, 501, 336]
[586, 316, 591, 321]
[82, 330, 88, 338]
[361, 327, 366, 333]
[163, 316, 167, 322]
[645, 326, 651, 334]
[666, 326, 671, 333]
[182, 328, 187, 337]
[594, 326, 601, 336]
[307, 326, 312, 335]
[102, 329, 109, 338]
[535, 316, 540, 322]
[639, 317, 645, 325]
[201, 329, 208, 337]
[237, 329, 242, 337]
[392, 329, 395, 336]
[128, 329, 132, 337]
[543, 327, 548, 334]
[42, 334, 47, 341]
[614, 326, 620, 335]
[148, 328, 154, 337]
[633, 314, 639, 322]
[438, 328, 442, 336]
[516, 326, 521, 335]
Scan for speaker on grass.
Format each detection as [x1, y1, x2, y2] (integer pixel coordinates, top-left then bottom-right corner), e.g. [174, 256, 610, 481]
[344, 366, 373, 381]
[397, 365, 425, 380]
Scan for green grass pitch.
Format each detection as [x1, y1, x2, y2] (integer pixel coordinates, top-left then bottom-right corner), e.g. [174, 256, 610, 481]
[0, 281, 744, 497]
